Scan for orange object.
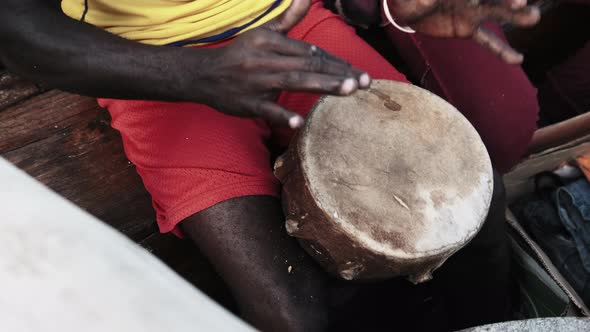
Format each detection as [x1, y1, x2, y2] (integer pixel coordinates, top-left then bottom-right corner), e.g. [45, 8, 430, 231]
[577, 156, 590, 182]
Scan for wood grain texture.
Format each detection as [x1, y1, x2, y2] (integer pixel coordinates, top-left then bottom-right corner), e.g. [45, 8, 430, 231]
[0, 90, 97, 153]
[528, 112, 590, 155]
[0, 88, 234, 308]
[2, 91, 157, 241]
[0, 72, 42, 111]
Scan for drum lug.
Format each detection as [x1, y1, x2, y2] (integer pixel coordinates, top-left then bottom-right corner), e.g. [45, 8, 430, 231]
[273, 153, 292, 183]
[339, 261, 365, 281]
[285, 219, 301, 235]
[408, 271, 434, 284]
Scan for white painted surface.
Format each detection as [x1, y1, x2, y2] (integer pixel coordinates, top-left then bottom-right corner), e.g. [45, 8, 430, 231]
[0, 158, 255, 332]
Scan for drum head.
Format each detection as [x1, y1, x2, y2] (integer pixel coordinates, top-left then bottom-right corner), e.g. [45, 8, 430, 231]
[299, 80, 493, 261]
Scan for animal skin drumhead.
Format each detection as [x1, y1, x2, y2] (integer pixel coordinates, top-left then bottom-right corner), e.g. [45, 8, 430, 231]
[277, 80, 494, 282]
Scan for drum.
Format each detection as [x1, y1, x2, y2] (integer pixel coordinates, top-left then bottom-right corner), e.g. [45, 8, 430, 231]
[274, 80, 493, 283]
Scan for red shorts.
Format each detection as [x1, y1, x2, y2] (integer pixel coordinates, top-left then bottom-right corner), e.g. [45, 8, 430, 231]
[99, 1, 408, 235]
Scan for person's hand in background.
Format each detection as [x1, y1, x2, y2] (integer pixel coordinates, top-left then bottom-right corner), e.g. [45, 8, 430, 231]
[326, 0, 541, 64]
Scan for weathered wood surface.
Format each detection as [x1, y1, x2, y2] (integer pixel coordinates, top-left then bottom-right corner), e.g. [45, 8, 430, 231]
[1, 90, 156, 241]
[0, 90, 102, 152]
[0, 73, 232, 308]
[0, 72, 42, 110]
[528, 112, 590, 155]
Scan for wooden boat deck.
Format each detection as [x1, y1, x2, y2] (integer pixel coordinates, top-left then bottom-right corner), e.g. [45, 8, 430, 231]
[0, 0, 586, 318]
[0, 72, 235, 310]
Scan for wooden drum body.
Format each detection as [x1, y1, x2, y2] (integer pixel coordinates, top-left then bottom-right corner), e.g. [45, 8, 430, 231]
[274, 80, 494, 283]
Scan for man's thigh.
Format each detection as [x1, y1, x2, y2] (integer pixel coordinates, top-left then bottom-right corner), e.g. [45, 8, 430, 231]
[99, 98, 279, 235]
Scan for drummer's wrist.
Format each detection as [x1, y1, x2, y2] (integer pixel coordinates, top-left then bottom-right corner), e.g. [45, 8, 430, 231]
[380, 0, 416, 33]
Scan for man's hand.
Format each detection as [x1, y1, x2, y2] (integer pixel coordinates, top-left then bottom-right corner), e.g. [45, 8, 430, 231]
[387, 0, 541, 64]
[192, 30, 370, 128]
[1, 0, 370, 129]
[188, 0, 371, 128]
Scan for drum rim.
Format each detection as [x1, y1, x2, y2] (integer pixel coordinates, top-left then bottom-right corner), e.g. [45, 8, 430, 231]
[298, 80, 494, 259]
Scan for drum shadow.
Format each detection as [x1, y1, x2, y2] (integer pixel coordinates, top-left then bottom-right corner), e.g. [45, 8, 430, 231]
[327, 277, 449, 332]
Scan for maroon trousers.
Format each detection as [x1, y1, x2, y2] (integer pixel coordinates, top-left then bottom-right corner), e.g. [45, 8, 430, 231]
[387, 24, 540, 173]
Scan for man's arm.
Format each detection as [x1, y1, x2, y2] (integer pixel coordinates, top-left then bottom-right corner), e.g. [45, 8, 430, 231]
[0, 0, 197, 102]
[324, 0, 540, 64]
[0, 0, 368, 127]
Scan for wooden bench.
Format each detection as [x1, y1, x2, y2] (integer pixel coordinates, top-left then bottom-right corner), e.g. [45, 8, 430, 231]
[0, 72, 235, 311]
[1, 2, 586, 315]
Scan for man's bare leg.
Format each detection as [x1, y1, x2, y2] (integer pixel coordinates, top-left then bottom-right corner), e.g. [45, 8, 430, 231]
[181, 196, 330, 332]
[180, 172, 511, 332]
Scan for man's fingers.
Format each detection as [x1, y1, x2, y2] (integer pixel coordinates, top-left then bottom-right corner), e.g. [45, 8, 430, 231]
[251, 100, 305, 128]
[472, 26, 523, 64]
[483, 5, 540, 27]
[262, 72, 360, 95]
[254, 30, 337, 59]
[259, 32, 341, 60]
[259, 31, 324, 56]
[264, 0, 311, 33]
[248, 54, 365, 81]
[254, 33, 370, 88]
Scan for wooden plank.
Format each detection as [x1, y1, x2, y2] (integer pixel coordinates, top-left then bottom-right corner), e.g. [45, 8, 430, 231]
[0, 84, 235, 313]
[0, 90, 99, 153]
[1, 90, 233, 308]
[140, 233, 236, 311]
[2, 92, 157, 241]
[528, 112, 590, 155]
[0, 72, 42, 111]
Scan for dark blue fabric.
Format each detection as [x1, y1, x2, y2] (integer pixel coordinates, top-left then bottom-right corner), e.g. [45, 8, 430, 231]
[511, 182, 590, 307]
[556, 179, 590, 273]
[167, 0, 284, 47]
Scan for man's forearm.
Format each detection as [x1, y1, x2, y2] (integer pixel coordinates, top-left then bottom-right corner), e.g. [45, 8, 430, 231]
[0, 0, 203, 102]
[0, 0, 369, 126]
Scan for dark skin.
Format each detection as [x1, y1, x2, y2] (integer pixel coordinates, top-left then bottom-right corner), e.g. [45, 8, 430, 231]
[0, 0, 539, 125]
[181, 173, 511, 332]
[181, 196, 331, 332]
[0, 0, 369, 128]
[333, 0, 540, 63]
[0, 0, 533, 331]
[389, 0, 541, 64]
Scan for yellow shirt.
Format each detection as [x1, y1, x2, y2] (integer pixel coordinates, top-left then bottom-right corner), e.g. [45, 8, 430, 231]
[61, 0, 292, 46]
